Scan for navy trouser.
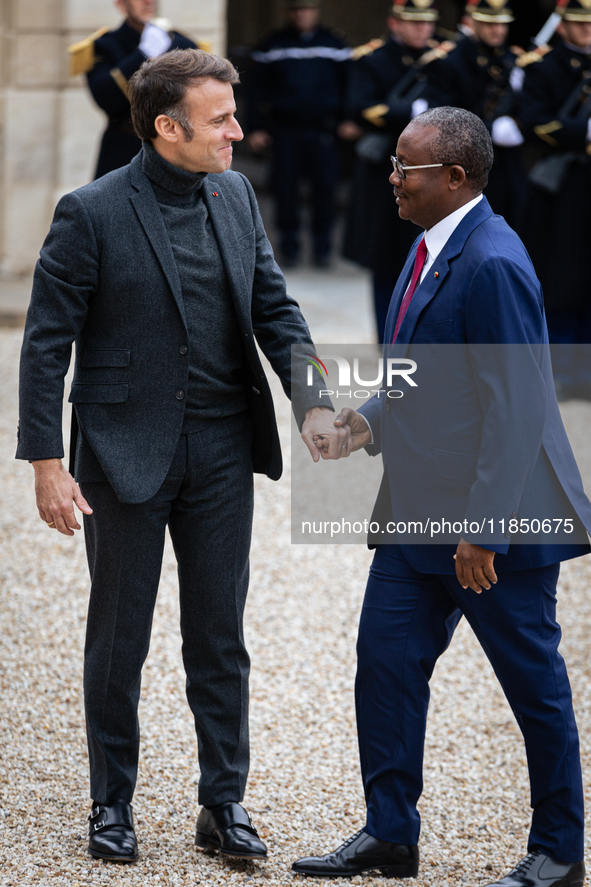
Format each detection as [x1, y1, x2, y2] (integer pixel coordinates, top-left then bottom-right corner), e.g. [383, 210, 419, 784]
[271, 125, 339, 260]
[356, 544, 584, 862]
[81, 413, 254, 807]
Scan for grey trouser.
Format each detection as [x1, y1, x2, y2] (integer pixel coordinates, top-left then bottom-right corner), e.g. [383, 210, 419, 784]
[81, 412, 254, 806]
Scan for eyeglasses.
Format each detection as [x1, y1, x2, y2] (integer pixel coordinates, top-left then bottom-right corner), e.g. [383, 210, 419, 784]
[390, 156, 469, 179]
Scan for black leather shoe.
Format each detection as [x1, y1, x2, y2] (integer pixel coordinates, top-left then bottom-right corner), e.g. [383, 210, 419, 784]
[88, 800, 138, 862]
[292, 830, 419, 878]
[195, 802, 267, 859]
[485, 850, 585, 887]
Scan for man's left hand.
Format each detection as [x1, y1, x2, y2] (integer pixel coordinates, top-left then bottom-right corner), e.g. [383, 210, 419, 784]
[454, 537, 497, 593]
[301, 407, 351, 462]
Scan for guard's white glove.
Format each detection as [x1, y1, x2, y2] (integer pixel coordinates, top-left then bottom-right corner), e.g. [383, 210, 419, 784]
[509, 66, 525, 92]
[411, 98, 429, 119]
[492, 115, 524, 147]
[139, 22, 172, 58]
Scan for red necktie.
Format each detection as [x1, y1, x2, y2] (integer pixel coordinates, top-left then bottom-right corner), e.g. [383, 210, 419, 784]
[392, 237, 428, 343]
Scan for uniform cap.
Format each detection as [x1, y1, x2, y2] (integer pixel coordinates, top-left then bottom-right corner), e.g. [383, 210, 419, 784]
[391, 0, 439, 22]
[556, 0, 591, 21]
[465, 0, 514, 22]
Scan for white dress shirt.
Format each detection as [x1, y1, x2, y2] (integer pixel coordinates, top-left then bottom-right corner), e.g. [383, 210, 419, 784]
[419, 193, 483, 285]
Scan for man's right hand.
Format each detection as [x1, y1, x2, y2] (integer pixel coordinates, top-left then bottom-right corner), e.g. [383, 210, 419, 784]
[32, 459, 93, 536]
[333, 407, 372, 452]
[139, 21, 172, 58]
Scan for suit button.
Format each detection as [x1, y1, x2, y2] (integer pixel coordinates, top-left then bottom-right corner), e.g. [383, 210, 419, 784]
[385, 400, 391, 413]
[175, 390, 185, 400]
[179, 345, 188, 355]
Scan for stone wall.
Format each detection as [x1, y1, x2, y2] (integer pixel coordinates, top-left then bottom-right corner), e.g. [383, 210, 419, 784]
[0, 0, 227, 277]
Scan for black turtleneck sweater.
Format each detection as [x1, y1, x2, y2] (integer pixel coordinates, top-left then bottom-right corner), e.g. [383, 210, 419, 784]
[142, 142, 247, 430]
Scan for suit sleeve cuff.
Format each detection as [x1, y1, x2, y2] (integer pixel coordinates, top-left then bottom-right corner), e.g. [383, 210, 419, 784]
[358, 411, 374, 445]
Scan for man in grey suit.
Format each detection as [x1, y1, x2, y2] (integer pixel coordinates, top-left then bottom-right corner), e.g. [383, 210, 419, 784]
[17, 48, 347, 864]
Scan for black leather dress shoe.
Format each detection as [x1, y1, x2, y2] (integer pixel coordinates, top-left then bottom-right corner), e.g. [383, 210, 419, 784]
[88, 800, 138, 862]
[195, 802, 267, 859]
[486, 850, 585, 887]
[292, 830, 419, 878]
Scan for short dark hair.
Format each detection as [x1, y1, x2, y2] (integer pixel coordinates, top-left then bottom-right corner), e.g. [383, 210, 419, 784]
[409, 106, 494, 192]
[128, 48, 240, 141]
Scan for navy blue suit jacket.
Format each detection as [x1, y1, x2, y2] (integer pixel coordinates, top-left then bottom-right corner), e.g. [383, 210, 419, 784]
[359, 197, 591, 573]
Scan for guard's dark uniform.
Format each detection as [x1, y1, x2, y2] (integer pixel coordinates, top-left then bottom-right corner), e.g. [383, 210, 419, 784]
[342, 0, 442, 341]
[520, 20, 591, 393]
[424, 33, 527, 231]
[343, 37, 429, 340]
[247, 23, 349, 264]
[71, 21, 196, 179]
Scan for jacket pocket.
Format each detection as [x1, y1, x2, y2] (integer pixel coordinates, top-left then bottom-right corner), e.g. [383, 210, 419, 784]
[432, 447, 478, 483]
[80, 349, 131, 368]
[236, 229, 256, 251]
[69, 382, 129, 403]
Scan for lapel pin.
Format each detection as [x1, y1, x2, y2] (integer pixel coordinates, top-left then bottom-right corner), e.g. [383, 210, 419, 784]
[212, 191, 219, 197]
[434, 271, 439, 278]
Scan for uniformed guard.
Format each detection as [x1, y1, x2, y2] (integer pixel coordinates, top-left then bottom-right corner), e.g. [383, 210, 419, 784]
[245, 0, 350, 267]
[342, 0, 443, 341]
[423, 0, 527, 232]
[68, 0, 197, 179]
[520, 0, 591, 399]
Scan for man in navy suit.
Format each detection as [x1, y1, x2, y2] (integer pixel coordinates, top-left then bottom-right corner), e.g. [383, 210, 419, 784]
[293, 107, 589, 887]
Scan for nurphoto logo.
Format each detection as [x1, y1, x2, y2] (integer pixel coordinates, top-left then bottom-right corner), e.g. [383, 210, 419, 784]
[305, 353, 418, 399]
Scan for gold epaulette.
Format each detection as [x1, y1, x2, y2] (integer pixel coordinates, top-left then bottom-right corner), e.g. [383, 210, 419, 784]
[417, 40, 456, 66]
[533, 119, 562, 145]
[67, 26, 110, 76]
[516, 44, 552, 68]
[197, 40, 212, 53]
[361, 103, 389, 126]
[351, 38, 385, 61]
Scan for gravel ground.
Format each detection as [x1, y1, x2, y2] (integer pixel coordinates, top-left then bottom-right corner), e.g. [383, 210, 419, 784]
[1, 316, 591, 887]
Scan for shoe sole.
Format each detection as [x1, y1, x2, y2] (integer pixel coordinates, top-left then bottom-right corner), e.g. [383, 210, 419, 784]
[195, 831, 268, 860]
[292, 861, 419, 879]
[88, 848, 138, 863]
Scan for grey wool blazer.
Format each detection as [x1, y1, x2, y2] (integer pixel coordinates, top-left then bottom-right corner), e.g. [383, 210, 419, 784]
[17, 151, 325, 503]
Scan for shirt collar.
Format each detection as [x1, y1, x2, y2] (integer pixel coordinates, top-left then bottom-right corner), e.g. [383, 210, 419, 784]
[423, 194, 483, 264]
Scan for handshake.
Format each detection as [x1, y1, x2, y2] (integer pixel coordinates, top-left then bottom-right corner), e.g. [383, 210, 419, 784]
[301, 406, 370, 462]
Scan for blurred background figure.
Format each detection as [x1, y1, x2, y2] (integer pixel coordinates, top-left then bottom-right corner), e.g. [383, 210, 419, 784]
[245, 0, 350, 268]
[68, 0, 199, 179]
[424, 0, 528, 232]
[342, 0, 442, 342]
[520, 0, 591, 400]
